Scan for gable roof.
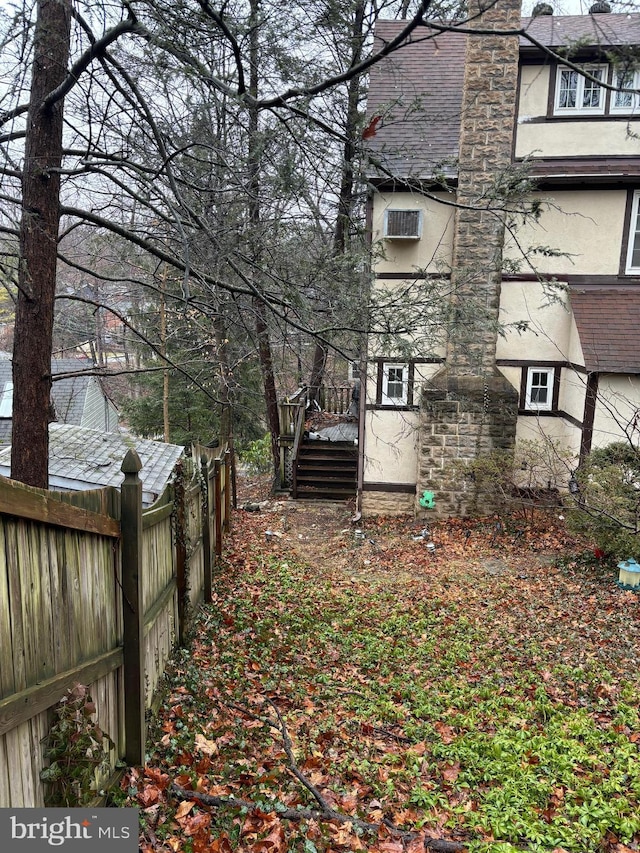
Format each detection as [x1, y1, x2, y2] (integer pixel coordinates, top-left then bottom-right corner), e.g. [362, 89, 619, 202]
[0, 424, 184, 506]
[570, 288, 640, 374]
[367, 13, 640, 180]
[0, 357, 118, 446]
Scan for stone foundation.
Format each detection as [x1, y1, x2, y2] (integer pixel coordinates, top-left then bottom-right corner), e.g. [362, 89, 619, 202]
[362, 490, 416, 516]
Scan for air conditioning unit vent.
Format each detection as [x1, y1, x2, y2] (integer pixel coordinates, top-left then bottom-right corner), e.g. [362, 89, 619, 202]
[384, 209, 422, 239]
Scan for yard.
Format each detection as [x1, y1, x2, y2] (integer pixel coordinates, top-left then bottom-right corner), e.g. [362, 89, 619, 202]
[121, 488, 640, 853]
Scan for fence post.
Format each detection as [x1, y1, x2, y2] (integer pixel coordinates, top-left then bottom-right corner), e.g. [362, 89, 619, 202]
[214, 457, 222, 562]
[120, 449, 145, 766]
[223, 449, 231, 533]
[173, 462, 188, 645]
[200, 456, 212, 603]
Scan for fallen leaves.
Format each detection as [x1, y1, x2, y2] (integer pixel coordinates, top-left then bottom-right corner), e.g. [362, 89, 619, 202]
[119, 505, 640, 853]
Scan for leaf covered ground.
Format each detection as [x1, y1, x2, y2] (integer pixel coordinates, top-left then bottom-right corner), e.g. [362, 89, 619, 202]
[119, 486, 640, 853]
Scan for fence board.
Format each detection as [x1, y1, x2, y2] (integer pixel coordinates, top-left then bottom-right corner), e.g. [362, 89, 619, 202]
[0, 648, 123, 737]
[0, 734, 8, 806]
[0, 478, 120, 537]
[0, 447, 233, 806]
[0, 523, 14, 700]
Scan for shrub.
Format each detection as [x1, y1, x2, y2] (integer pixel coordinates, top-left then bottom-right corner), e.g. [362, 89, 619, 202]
[449, 440, 573, 520]
[240, 433, 273, 475]
[40, 683, 114, 805]
[567, 442, 640, 561]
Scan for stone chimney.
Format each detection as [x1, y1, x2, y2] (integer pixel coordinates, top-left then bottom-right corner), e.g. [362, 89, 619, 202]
[417, 0, 522, 517]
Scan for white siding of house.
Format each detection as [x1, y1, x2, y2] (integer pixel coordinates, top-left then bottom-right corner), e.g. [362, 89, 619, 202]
[497, 280, 573, 363]
[504, 190, 627, 277]
[80, 378, 119, 432]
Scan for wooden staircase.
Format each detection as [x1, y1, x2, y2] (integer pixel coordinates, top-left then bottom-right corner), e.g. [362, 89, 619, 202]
[293, 440, 357, 501]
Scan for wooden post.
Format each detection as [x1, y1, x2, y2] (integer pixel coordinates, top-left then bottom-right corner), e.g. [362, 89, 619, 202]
[223, 449, 231, 532]
[214, 458, 223, 561]
[120, 449, 145, 766]
[200, 456, 212, 603]
[173, 462, 188, 645]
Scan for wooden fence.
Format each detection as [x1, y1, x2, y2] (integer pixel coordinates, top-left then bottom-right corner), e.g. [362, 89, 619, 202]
[0, 445, 232, 807]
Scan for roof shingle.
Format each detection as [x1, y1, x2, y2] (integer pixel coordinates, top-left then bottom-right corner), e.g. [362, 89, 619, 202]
[367, 13, 640, 179]
[570, 288, 640, 374]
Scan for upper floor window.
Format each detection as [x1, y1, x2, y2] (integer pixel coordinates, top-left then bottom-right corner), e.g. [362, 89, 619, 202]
[611, 67, 640, 114]
[554, 64, 606, 115]
[383, 209, 422, 240]
[625, 190, 640, 274]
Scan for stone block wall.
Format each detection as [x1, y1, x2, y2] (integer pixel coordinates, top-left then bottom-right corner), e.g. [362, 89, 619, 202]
[415, 0, 522, 517]
[417, 371, 518, 517]
[361, 490, 416, 516]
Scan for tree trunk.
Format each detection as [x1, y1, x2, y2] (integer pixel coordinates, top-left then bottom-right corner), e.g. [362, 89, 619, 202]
[248, 0, 280, 474]
[12, 0, 72, 487]
[307, 0, 366, 408]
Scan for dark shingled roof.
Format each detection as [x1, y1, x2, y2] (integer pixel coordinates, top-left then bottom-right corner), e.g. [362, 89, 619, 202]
[569, 288, 640, 374]
[367, 13, 640, 180]
[367, 24, 465, 179]
[521, 12, 640, 51]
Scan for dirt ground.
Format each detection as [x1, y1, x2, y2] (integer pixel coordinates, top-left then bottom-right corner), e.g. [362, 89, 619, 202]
[233, 472, 574, 583]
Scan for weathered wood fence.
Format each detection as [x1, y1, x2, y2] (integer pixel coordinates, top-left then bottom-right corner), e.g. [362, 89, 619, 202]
[0, 444, 232, 807]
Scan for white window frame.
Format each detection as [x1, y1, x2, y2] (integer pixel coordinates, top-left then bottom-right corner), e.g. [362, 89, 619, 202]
[554, 64, 607, 115]
[0, 381, 13, 418]
[611, 67, 640, 114]
[383, 209, 422, 240]
[382, 363, 409, 406]
[525, 367, 554, 412]
[626, 190, 640, 274]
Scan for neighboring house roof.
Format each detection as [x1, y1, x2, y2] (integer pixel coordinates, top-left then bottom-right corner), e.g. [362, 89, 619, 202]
[0, 424, 184, 506]
[570, 288, 640, 374]
[0, 358, 119, 446]
[367, 13, 640, 180]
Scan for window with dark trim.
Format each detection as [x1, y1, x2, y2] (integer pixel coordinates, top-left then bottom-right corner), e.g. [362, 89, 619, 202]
[626, 189, 640, 274]
[0, 382, 13, 418]
[554, 64, 606, 115]
[521, 366, 557, 412]
[376, 361, 414, 406]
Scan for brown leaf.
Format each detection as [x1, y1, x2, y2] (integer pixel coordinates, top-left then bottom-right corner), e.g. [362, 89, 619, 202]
[181, 813, 211, 837]
[377, 841, 404, 852]
[137, 785, 162, 807]
[194, 733, 219, 756]
[442, 762, 460, 783]
[174, 800, 195, 819]
[434, 722, 456, 744]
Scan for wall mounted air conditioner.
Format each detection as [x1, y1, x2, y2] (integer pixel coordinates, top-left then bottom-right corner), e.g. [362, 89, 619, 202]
[383, 209, 422, 240]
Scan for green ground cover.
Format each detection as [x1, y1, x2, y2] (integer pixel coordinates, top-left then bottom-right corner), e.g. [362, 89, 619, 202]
[121, 512, 640, 853]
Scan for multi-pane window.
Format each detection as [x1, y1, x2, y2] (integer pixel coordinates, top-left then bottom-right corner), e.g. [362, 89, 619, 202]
[554, 65, 606, 114]
[612, 68, 640, 113]
[382, 363, 408, 405]
[525, 368, 554, 412]
[626, 190, 640, 273]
